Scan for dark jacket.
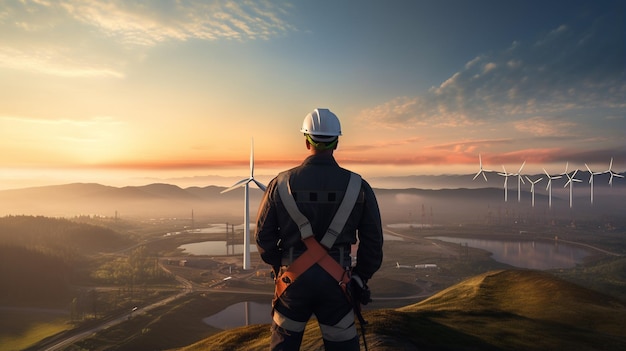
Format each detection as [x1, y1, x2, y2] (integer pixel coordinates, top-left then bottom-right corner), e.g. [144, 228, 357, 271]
[255, 153, 383, 280]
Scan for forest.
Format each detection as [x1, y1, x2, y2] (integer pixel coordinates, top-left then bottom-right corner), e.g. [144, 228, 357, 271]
[0, 215, 170, 309]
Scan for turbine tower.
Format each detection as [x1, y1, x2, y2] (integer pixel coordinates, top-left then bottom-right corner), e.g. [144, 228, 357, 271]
[605, 157, 624, 186]
[525, 176, 543, 207]
[513, 161, 526, 202]
[543, 168, 561, 209]
[563, 166, 582, 209]
[221, 139, 267, 270]
[497, 165, 512, 202]
[585, 163, 602, 205]
[472, 154, 490, 182]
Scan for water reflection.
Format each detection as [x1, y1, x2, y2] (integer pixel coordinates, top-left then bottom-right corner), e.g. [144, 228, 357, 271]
[429, 236, 591, 270]
[203, 301, 272, 329]
[180, 241, 259, 256]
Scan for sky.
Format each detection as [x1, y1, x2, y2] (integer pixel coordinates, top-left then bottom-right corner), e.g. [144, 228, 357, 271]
[1, 0, 625, 190]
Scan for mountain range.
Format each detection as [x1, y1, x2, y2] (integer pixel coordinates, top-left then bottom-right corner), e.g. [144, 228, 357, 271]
[0, 171, 624, 223]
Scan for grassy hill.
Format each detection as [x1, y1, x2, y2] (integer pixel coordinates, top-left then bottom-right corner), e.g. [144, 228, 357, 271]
[175, 270, 626, 351]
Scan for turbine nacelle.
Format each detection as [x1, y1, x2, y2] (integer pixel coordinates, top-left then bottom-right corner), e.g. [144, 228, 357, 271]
[473, 154, 490, 182]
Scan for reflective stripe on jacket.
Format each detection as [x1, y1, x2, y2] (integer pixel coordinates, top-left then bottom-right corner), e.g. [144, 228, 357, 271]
[255, 153, 383, 280]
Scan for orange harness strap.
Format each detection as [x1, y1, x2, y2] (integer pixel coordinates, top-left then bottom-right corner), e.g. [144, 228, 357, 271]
[275, 236, 350, 299]
[274, 172, 361, 300]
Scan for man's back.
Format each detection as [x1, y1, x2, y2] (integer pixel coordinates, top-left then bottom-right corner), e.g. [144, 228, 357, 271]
[255, 108, 383, 350]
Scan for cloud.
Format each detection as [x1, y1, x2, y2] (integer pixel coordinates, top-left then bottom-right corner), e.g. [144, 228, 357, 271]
[57, 0, 294, 45]
[0, 115, 121, 127]
[358, 95, 478, 129]
[513, 116, 577, 137]
[341, 137, 422, 152]
[0, 46, 125, 78]
[426, 139, 512, 154]
[359, 12, 626, 130]
[0, 0, 295, 76]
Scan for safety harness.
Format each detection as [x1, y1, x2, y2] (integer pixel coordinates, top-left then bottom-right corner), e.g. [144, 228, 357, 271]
[274, 171, 362, 299]
[275, 171, 370, 350]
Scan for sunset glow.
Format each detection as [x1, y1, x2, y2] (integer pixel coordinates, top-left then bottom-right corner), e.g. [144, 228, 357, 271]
[1, 0, 624, 190]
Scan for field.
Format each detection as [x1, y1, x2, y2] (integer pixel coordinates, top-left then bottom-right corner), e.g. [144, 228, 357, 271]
[4, 216, 626, 351]
[0, 309, 70, 351]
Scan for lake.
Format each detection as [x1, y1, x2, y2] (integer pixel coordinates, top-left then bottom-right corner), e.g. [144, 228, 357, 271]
[180, 240, 259, 256]
[429, 236, 592, 270]
[203, 301, 272, 329]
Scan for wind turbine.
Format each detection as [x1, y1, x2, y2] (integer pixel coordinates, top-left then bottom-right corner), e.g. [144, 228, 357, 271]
[585, 163, 602, 205]
[543, 168, 562, 209]
[472, 154, 490, 182]
[497, 165, 512, 202]
[563, 165, 582, 209]
[605, 157, 624, 186]
[221, 139, 267, 270]
[512, 161, 526, 202]
[525, 176, 543, 207]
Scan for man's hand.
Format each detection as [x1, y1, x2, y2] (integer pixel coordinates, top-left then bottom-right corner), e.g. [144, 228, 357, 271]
[350, 274, 372, 305]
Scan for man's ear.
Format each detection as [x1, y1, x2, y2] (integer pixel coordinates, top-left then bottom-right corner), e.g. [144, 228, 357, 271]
[305, 138, 312, 150]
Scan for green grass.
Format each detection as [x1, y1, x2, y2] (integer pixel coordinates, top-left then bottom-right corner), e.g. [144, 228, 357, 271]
[0, 311, 70, 351]
[176, 270, 626, 351]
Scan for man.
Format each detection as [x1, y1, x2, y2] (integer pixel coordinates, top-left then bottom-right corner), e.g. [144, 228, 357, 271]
[256, 108, 383, 350]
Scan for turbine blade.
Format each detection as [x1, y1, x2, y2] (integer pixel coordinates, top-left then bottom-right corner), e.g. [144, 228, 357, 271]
[220, 178, 250, 193]
[250, 138, 255, 178]
[252, 179, 267, 191]
[482, 172, 488, 182]
[518, 161, 526, 173]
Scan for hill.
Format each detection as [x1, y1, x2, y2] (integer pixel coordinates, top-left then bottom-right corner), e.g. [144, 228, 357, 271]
[1, 181, 625, 223]
[175, 270, 626, 351]
[0, 215, 135, 307]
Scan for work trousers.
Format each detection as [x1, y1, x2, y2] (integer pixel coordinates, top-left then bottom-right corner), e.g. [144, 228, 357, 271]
[270, 264, 359, 351]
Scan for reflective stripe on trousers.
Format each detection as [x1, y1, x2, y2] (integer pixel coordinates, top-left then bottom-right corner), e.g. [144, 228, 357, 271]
[273, 308, 357, 342]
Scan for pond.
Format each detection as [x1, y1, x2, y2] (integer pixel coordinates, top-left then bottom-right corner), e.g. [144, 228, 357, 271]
[180, 240, 259, 256]
[203, 301, 272, 329]
[429, 236, 592, 270]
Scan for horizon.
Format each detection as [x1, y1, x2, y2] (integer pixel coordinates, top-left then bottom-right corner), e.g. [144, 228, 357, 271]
[1, 1, 625, 191]
[1, 166, 624, 191]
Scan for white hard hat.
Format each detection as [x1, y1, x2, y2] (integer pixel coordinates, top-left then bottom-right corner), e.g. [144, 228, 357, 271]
[300, 108, 342, 141]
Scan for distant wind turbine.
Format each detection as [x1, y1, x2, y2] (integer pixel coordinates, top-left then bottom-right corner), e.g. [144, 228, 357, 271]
[497, 165, 513, 202]
[472, 154, 490, 182]
[563, 166, 582, 209]
[513, 161, 526, 202]
[605, 157, 624, 186]
[525, 176, 543, 208]
[221, 139, 266, 270]
[543, 168, 562, 209]
[585, 163, 602, 205]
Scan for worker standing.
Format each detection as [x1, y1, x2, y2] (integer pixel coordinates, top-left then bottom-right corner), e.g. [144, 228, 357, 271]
[256, 108, 383, 350]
